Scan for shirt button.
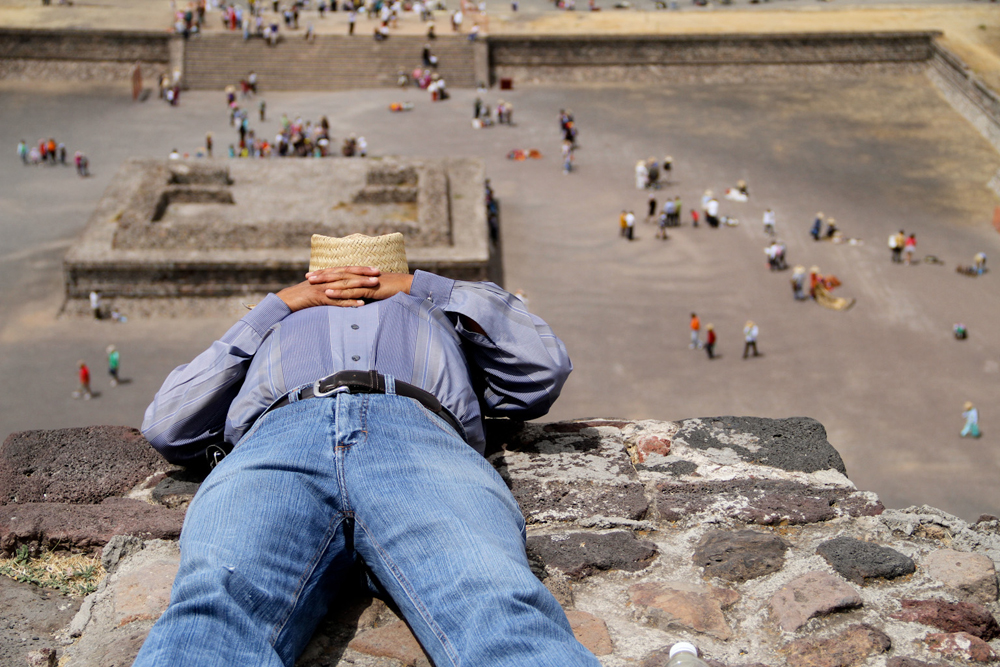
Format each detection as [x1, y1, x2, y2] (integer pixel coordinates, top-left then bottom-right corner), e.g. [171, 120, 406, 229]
[351, 324, 359, 330]
[352, 355, 360, 361]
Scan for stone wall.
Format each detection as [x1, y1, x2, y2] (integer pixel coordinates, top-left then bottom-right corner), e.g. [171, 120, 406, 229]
[63, 157, 495, 306]
[3, 416, 1000, 666]
[926, 42, 1000, 159]
[489, 32, 939, 85]
[0, 28, 172, 82]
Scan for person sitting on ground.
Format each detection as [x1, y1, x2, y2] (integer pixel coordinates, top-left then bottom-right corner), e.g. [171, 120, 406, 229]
[974, 252, 987, 275]
[824, 217, 839, 240]
[132, 233, 599, 667]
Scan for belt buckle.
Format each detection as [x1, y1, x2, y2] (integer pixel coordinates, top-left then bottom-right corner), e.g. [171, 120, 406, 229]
[313, 376, 348, 398]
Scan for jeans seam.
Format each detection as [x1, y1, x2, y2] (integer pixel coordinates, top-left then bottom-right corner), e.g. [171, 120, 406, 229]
[412, 400, 466, 443]
[268, 512, 346, 647]
[355, 517, 461, 667]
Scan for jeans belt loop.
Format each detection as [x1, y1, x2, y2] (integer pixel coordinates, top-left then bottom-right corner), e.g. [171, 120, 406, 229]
[383, 374, 396, 396]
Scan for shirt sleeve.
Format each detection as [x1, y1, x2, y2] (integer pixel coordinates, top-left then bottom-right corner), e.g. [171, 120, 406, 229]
[410, 270, 572, 420]
[141, 293, 291, 465]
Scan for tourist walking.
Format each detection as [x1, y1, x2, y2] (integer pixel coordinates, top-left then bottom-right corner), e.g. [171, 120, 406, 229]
[810, 213, 823, 241]
[706, 196, 720, 228]
[742, 321, 759, 358]
[904, 233, 917, 265]
[635, 160, 648, 190]
[791, 265, 807, 300]
[704, 324, 716, 359]
[961, 401, 980, 438]
[89, 291, 102, 319]
[107, 345, 121, 387]
[624, 210, 635, 240]
[763, 208, 776, 236]
[74, 361, 92, 400]
[663, 197, 676, 227]
[562, 141, 573, 174]
[689, 313, 701, 349]
[889, 229, 905, 263]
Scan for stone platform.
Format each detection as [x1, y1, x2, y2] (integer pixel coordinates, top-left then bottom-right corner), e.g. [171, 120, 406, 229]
[3, 416, 1000, 666]
[62, 157, 493, 310]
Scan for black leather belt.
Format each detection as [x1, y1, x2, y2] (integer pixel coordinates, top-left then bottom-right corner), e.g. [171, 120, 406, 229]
[264, 370, 464, 439]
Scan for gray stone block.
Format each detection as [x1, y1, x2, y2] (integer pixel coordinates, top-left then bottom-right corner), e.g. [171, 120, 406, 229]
[816, 536, 915, 585]
[693, 530, 789, 583]
[526, 531, 658, 579]
[675, 417, 847, 475]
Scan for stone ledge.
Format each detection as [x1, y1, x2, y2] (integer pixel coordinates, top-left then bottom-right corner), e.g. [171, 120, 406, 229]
[2, 416, 999, 667]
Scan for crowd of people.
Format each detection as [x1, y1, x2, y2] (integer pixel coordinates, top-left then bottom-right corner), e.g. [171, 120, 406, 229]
[209, 80, 370, 158]
[473, 97, 514, 128]
[197, 0, 456, 42]
[16, 138, 89, 176]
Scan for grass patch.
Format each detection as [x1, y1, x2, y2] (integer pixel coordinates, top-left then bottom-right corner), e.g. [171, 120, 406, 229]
[0, 545, 105, 597]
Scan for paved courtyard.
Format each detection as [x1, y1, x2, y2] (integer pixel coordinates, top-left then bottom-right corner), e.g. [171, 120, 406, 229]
[1, 70, 998, 521]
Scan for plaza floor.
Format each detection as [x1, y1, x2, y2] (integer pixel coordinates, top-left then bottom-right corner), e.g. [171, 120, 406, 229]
[0, 70, 998, 521]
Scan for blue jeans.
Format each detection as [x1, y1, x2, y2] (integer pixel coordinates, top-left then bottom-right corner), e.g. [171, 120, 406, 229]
[134, 387, 599, 667]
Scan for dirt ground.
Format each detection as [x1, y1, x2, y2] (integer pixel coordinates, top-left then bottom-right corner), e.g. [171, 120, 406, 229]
[1, 66, 999, 521]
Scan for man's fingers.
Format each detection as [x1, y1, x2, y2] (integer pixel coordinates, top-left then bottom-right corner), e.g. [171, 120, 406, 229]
[326, 298, 366, 308]
[324, 287, 375, 300]
[306, 266, 381, 283]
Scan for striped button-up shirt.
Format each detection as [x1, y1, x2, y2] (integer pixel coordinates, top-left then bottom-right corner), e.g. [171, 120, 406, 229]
[142, 271, 572, 465]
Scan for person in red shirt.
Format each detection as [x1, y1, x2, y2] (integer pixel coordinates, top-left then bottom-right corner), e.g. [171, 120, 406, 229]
[705, 324, 716, 359]
[75, 360, 92, 400]
[904, 233, 917, 266]
[691, 209, 699, 228]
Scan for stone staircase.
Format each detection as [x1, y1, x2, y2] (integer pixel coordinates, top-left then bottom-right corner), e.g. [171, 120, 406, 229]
[183, 32, 476, 90]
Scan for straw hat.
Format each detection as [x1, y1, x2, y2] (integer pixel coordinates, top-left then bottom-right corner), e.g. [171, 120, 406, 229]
[809, 266, 820, 273]
[964, 401, 974, 411]
[793, 265, 805, 273]
[309, 233, 409, 274]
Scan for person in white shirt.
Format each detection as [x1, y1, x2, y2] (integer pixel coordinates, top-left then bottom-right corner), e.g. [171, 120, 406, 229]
[763, 208, 776, 236]
[706, 197, 720, 228]
[742, 320, 760, 359]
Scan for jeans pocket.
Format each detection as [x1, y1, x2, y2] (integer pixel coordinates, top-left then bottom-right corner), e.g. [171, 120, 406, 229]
[410, 399, 466, 443]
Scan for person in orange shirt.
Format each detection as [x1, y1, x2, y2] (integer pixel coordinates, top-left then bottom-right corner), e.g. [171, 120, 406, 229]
[690, 312, 701, 349]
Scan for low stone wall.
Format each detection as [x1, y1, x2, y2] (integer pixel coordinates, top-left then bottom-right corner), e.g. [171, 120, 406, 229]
[489, 32, 939, 85]
[927, 42, 1000, 157]
[3, 416, 1000, 666]
[0, 28, 172, 82]
[63, 157, 495, 307]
